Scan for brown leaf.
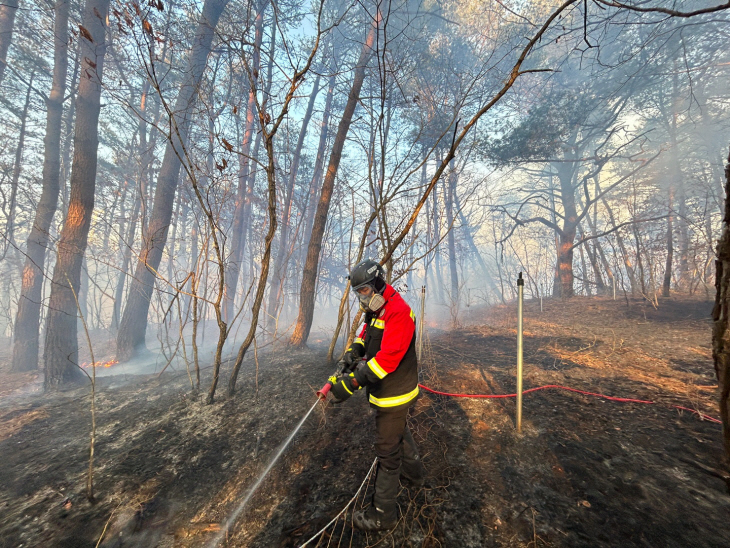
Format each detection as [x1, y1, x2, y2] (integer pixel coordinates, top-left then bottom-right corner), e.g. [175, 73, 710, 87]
[142, 19, 153, 36]
[157, 0, 164, 11]
[78, 25, 93, 43]
[84, 57, 97, 69]
[232, 105, 238, 115]
[221, 138, 234, 153]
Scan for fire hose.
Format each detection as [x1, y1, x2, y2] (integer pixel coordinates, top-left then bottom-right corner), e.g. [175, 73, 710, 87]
[417, 383, 721, 424]
[322, 369, 720, 424]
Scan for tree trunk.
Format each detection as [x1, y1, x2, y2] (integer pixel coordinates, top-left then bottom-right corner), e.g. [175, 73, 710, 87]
[584, 231, 606, 294]
[556, 229, 576, 298]
[225, 128, 279, 398]
[11, 0, 69, 372]
[43, 0, 109, 388]
[668, 65, 689, 288]
[4, 72, 34, 250]
[223, 5, 265, 323]
[633, 214, 647, 297]
[577, 226, 591, 296]
[585, 211, 613, 284]
[167, 185, 182, 284]
[300, 71, 334, 262]
[663, 188, 674, 297]
[112, 83, 152, 330]
[116, 0, 229, 362]
[555, 160, 578, 298]
[112, 184, 141, 330]
[602, 196, 637, 295]
[432, 175, 445, 303]
[711, 148, 730, 461]
[0, 0, 18, 86]
[289, 16, 378, 347]
[60, 51, 79, 215]
[453, 190, 503, 301]
[267, 74, 320, 329]
[445, 162, 459, 310]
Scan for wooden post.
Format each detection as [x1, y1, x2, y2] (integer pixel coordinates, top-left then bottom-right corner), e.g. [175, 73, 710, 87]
[418, 286, 426, 361]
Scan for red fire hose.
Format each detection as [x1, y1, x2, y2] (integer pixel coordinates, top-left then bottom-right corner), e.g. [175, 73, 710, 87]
[317, 375, 721, 424]
[418, 383, 721, 424]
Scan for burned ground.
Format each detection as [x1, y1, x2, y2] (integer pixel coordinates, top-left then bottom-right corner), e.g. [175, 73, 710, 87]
[0, 295, 728, 547]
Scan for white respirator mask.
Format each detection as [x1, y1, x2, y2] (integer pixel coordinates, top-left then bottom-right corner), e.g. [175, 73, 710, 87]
[358, 288, 386, 313]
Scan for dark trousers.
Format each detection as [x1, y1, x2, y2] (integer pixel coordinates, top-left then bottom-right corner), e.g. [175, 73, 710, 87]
[374, 405, 411, 471]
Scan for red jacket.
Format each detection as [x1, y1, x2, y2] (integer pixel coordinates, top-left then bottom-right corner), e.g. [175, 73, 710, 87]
[353, 284, 419, 408]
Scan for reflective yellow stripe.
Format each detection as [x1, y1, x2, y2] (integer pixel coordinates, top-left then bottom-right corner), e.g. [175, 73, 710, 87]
[369, 386, 419, 407]
[354, 337, 364, 345]
[367, 358, 387, 379]
[410, 310, 415, 322]
[370, 318, 385, 329]
[342, 381, 353, 395]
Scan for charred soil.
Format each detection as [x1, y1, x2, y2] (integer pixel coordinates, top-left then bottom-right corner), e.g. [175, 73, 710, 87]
[0, 295, 728, 547]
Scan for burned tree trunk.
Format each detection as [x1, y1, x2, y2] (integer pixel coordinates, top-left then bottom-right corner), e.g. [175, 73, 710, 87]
[116, 0, 229, 361]
[712, 148, 730, 462]
[43, 0, 109, 388]
[555, 161, 578, 298]
[556, 228, 576, 298]
[289, 17, 378, 347]
[12, 0, 69, 372]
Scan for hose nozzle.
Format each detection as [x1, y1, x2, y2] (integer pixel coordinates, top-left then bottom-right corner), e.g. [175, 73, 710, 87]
[316, 381, 333, 400]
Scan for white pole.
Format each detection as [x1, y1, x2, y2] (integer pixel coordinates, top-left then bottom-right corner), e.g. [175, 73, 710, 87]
[613, 275, 616, 300]
[517, 272, 524, 433]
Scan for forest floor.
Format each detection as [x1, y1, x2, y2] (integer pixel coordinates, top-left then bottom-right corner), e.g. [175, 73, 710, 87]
[0, 294, 728, 548]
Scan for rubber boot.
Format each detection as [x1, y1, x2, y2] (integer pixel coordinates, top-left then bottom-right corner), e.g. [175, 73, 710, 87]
[353, 465, 400, 532]
[400, 427, 425, 488]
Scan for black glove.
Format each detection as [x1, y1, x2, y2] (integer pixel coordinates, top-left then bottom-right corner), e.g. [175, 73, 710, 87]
[329, 373, 361, 403]
[343, 341, 365, 372]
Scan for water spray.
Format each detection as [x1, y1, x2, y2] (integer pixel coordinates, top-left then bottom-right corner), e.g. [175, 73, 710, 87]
[206, 367, 342, 547]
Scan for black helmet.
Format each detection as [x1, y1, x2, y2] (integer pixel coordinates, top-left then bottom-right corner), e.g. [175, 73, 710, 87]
[348, 259, 386, 294]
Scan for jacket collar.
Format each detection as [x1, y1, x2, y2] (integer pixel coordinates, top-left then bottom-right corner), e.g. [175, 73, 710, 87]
[382, 283, 396, 300]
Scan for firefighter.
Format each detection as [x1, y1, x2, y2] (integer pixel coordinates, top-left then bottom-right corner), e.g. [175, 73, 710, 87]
[329, 259, 425, 532]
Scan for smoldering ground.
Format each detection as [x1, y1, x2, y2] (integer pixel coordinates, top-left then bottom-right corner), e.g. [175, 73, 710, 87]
[0, 295, 728, 547]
